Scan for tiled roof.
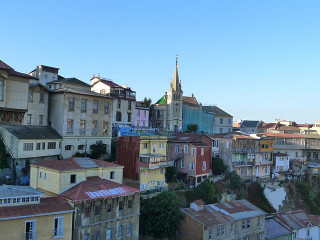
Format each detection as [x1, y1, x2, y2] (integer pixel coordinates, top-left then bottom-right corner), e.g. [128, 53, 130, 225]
[1, 124, 62, 140]
[193, 199, 205, 206]
[258, 122, 276, 128]
[155, 95, 167, 105]
[50, 87, 113, 98]
[202, 106, 232, 117]
[0, 197, 73, 220]
[0, 60, 13, 70]
[181, 199, 265, 228]
[47, 77, 90, 87]
[182, 96, 199, 107]
[273, 153, 289, 157]
[8, 70, 37, 79]
[258, 132, 303, 138]
[98, 79, 122, 88]
[167, 133, 206, 142]
[31, 158, 123, 171]
[276, 125, 300, 131]
[275, 210, 320, 230]
[296, 124, 313, 128]
[265, 218, 291, 238]
[0, 185, 43, 198]
[233, 135, 258, 140]
[59, 176, 141, 203]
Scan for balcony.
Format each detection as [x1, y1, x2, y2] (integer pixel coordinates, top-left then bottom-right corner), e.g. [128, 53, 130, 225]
[140, 154, 173, 169]
[234, 148, 255, 153]
[233, 160, 255, 167]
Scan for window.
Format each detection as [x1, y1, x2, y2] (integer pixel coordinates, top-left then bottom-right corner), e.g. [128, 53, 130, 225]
[94, 231, 100, 240]
[231, 223, 234, 233]
[117, 225, 123, 237]
[209, 229, 213, 240]
[128, 200, 133, 209]
[95, 206, 100, 215]
[110, 171, 115, 179]
[175, 145, 180, 153]
[184, 145, 188, 154]
[258, 233, 263, 240]
[137, 120, 140, 126]
[39, 93, 45, 103]
[143, 143, 148, 149]
[78, 145, 85, 150]
[28, 91, 33, 102]
[127, 224, 132, 236]
[27, 114, 31, 125]
[0, 81, 3, 101]
[104, 102, 109, 114]
[103, 122, 108, 133]
[201, 148, 204, 155]
[189, 161, 194, 170]
[157, 110, 160, 119]
[80, 120, 86, 132]
[11, 113, 18, 122]
[93, 100, 98, 113]
[23, 143, 33, 151]
[117, 99, 121, 108]
[68, 97, 74, 111]
[219, 128, 223, 133]
[106, 229, 112, 240]
[144, 110, 146, 117]
[116, 112, 122, 121]
[181, 159, 185, 168]
[53, 217, 63, 237]
[264, 166, 268, 174]
[192, 148, 196, 155]
[107, 204, 112, 213]
[39, 115, 44, 126]
[92, 120, 98, 132]
[128, 112, 132, 122]
[258, 217, 261, 226]
[226, 140, 230, 149]
[67, 119, 73, 132]
[307, 229, 310, 236]
[81, 99, 87, 112]
[70, 174, 76, 184]
[48, 142, 56, 149]
[202, 161, 206, 170]
[119, 201, 123, 211]
[159, 142, 165, 149]
[65, 145, 72, 151]
[83, 234, 89, 240]
[128, 101, 131, 110]
[25, 221, 36, 240]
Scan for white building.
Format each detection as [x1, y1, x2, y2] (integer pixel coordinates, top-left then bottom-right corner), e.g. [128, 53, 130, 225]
[273, 152, 290, 179]
[90, 76, 136, 132]
[29, 65, 59, 86]
[203, 105, 233, 133]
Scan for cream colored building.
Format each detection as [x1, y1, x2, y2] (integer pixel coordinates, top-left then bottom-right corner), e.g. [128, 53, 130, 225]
[30, 157, 123, 195]
[91, 76, 136, 131]
[0, 185, 73, 240]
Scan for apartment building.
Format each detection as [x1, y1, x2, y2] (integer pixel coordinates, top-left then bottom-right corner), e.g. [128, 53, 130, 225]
[117, 133, 170, 190]
[134, 101, 149, 129]
[0, 185, 73, 240]
[178, 199, 266, 240]
[203, 105, 233, 134]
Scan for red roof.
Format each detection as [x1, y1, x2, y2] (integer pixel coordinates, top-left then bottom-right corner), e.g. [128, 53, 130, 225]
[0, 60, 13, 70]
[31, 158, 123, 171]
[0, 197, 73, 220]
[193, 199, 205, 206]
[259, 123, 276, 128]
[99, 79, 122, 88]
[59, 176, 141, 203]
[296, 124, 313, 128]
[258, 132, 303, 138]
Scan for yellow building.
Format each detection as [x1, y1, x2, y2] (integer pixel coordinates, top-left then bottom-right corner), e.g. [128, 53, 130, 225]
[117, 133, 173, 191]
[0, 185, 73, 240]
[30, 157, 123, 195]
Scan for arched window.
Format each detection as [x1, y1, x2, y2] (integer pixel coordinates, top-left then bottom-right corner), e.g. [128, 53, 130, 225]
[157, 110, 160, 119]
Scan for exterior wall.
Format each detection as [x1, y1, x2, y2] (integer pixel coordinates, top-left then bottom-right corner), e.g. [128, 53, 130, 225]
[30, 165, 124, 195]
[294, 226, 319, 240]
[23, 85, 49, 126]
[49, 92, 113, 157]
[30, 66, 59, 85]
[151, 104, 167, 129]
[214, 116, 233, 134]
[17, 139, 61, 159]
[267, 234, 292, 240]
[0, 126, 19, 157]
[0, 211, 73, 240]
[73, 193, 140, 240]
[275, 156, 290, 173]
[195, 146, 211, 177]
[134, 107, 149, 127]
[218, 137, 234, 169]
[178, 213, 203, 240]
[182, 104, 213, 134]
[5, 76, 29, 111]
[139, 167, 167, 190]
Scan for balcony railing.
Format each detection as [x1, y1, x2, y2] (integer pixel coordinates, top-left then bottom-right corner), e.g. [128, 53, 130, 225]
[233, 160, 255, 166]
[234, 148, 255, 153]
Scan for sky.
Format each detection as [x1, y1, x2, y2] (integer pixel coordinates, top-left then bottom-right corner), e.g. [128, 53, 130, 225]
[1, 0, 320, 123]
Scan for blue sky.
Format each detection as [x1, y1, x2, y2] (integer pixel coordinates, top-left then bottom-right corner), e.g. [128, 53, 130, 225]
[1, 1, 320, 123]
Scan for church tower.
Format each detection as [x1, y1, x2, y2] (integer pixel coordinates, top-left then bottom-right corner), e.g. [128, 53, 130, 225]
[167, 57, 183, 131]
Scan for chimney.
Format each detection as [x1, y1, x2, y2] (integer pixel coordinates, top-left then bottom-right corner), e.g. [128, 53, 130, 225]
[191, 93, 194, 98]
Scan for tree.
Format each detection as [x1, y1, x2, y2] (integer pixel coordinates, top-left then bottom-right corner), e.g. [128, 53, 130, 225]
[140, 191, 182, 239]
[90, 141, 107, 159]
[185, 179, 221, 205]
[247, 182, 276, 213]
[187, 124, 198, 133]
[143, 97, 152, 107]
[224, 171, 243, 190]
[212, 157, 228, 175]
[165, 166, 177, 183]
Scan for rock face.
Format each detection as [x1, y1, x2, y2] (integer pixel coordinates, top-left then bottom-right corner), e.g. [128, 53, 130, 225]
[264, 185, 286, 212]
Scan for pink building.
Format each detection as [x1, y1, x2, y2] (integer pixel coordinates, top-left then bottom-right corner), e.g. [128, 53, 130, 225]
[134, 104, 149, 128]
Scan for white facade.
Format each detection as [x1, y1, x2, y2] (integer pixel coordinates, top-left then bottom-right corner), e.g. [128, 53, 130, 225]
[274, 154, 290, 175]
[292, 225, 319, 240]
[29, 65, 59, 86]
[214, 116, 233, 133]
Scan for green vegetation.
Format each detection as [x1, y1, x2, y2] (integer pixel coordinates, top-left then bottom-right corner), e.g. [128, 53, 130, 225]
[143, 97, 152, 107]
[0, 141, 10, 169]
[212, 157, 228, 175]
[74, 141, 109, 160]
[187, 124, 198, 133]
[140, 191, 182, 239]
[165, 166, 177, 183]
[185, 179, 221, 205]
[295, 181, 320, 215]
[247, 182, 276, 213]
[224, 171, 243, 190]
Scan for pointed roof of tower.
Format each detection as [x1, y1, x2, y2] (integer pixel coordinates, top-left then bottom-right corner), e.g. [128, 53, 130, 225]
[170, 57, 182, 92]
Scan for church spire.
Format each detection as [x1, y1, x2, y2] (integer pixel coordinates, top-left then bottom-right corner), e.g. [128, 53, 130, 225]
[171, 55, 181, 92]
